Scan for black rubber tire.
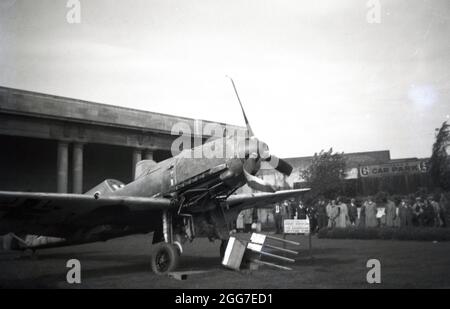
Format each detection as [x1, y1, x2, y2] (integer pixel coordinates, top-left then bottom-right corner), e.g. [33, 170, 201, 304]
[151, 243, 180, 275]
[219, 239, 229, 260]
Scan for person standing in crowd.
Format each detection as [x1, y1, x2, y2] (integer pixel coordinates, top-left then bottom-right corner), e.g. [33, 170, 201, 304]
[326, 199, 338, 228]
[296, 200, 307, 219]
[413, 197, 424, 227]
[243, 208, 253, 233]
[251, 207, 259, 231]
[281, 200, 291, 232]
[284, 199, 293, 220]
[317, 198, 328, 230]
[348, 198, 358, 226]
[335, 197, 349, 228]
[326, 200, 332, 228]
[359, 200, 366, 228]
[273, 203, 283, 234]
[236, 211, 244, 232]
[430, 197, 442, 227]
[399, 198, 413, 227]
[385, 196, 397, 227]
[363, 196, 378, 228]
[308, 201, 318, 233]
[422, 197, 435, 227]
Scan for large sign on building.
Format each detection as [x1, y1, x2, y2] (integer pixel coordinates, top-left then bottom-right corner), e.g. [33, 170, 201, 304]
[359, 159, 429, 178]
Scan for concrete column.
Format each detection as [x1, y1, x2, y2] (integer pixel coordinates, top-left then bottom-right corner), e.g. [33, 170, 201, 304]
[72, 143, 84, 194]
[132, 148, 142, 179]
[144, 150, 154, 161]
[57, 141, 69, 193]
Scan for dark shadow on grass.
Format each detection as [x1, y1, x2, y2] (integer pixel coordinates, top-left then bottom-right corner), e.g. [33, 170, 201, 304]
[294, 256, 357, 266]
[309, 247, 347, 255]
[14, 251, 103, 261]
[176, 256, 222, 271]
[23, 255, 224, 287]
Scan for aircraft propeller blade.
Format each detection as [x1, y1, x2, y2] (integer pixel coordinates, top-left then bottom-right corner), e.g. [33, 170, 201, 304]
[243, 154, 276, 193]
[264, 155, 293, 176]
[226, 76, 292, 181]
[226, 76, 254, 138]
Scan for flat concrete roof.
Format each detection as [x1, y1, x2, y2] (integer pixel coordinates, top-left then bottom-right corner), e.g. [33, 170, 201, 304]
[0, 86, 245, 136]
[282, 150, 391, 168]
[259, 150, 393, 172]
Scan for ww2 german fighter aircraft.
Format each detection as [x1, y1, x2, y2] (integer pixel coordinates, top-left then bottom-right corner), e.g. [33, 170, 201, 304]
[0, 78, 309, 274]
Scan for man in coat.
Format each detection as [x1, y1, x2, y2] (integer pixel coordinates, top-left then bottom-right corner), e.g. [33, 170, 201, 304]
[413, 197, 424, 226]
[326, 200, 338, 228]
[317, 198, 328, 230]
[364, 197, 378, 228]
[385, 196, 397, 227]
[348, 198, 358, 226]
[243, 208, 254, 233]
[273, 203, 283, 234]
[335, 197, 349, 228]
[399, 198, 413, 227]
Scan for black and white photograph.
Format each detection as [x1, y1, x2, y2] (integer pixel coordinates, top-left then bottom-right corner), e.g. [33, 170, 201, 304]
[0, 0, 450, 293]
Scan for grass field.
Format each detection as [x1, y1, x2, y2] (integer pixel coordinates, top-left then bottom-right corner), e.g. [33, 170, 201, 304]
[1, 233, 450, 288]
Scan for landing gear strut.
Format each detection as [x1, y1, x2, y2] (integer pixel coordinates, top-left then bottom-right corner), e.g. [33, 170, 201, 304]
[151, 210, 182, 274]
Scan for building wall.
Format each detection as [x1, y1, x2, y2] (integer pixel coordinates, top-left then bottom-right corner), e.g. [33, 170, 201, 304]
[0, 134, 174, 193]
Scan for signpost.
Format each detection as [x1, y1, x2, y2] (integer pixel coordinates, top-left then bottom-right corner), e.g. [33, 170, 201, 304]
[283, 218, 313, 259]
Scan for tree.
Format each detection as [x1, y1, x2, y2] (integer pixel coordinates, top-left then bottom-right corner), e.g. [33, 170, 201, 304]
[300, 148, 347, 200]
[429, 121, 450, 190]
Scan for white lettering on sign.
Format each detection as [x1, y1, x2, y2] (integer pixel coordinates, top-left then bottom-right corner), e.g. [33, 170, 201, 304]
[359, 159, 429, 178]
[284, 219, 310, 234]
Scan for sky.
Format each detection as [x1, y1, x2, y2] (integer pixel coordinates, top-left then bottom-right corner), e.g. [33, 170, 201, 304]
[0, 0, 449, 159]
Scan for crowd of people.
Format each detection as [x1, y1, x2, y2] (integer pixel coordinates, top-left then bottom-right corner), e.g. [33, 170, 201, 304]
[266, 193, 449, 234]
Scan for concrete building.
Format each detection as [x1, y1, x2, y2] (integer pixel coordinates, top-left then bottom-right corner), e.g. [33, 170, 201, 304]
[0, 86, 245, 194]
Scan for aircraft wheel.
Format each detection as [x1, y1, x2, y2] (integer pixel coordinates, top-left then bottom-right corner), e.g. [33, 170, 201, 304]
[219, 239, 229, 260]
[151, 243, 179, 275]
[23, 248, 38, 260]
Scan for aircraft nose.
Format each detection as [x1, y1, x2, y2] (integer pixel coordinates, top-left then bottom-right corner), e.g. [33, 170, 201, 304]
[241, 137, 268, 159]
[258, 141, 270, 160]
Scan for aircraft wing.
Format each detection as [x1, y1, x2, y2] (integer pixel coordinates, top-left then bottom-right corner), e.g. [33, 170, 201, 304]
[226, 188, 310, 211]
[0, 191, 173, 238]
